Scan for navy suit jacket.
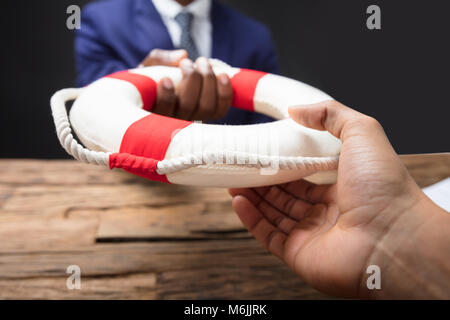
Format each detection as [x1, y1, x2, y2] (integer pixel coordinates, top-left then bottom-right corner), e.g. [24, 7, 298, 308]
[75, 0, 279, 124]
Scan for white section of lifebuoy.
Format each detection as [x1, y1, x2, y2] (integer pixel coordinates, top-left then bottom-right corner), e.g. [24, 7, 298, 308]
[163, 119, 340, 186]
[253, 73, 332, 119]
[70, 78, 147, 153]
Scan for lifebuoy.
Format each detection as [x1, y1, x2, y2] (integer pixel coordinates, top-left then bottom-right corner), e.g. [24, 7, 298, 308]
[51, 60, 341, 188]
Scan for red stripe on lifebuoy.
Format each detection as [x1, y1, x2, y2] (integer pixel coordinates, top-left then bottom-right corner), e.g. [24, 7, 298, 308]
[230, 69, 267, 111]
[106, 71, 157, 111]
[109, 113, 192, 183]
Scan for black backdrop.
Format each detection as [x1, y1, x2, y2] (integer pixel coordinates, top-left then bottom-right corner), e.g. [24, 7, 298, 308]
[1, 0, 449, 158]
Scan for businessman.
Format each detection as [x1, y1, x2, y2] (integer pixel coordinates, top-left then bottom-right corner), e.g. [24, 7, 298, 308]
[75, 0, 279, 124]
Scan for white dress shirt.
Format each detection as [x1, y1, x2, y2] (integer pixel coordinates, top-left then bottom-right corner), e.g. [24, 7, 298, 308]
[152, 0, 212, 58]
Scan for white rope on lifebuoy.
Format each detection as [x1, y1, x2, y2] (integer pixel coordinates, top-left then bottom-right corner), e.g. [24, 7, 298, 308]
[155, 152, 338, 175]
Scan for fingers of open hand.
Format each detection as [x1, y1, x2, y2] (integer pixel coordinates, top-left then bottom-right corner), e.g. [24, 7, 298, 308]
[230, 188, 298, 234]
[252, 186, 313, 222]
[230, 185, 315, 224]
[229, 185, 333, 266]
[232, 195, 287, 259]
[278, 180, 334, 204]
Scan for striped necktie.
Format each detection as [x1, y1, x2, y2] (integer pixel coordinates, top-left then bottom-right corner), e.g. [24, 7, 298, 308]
[174, 11, 200, 60]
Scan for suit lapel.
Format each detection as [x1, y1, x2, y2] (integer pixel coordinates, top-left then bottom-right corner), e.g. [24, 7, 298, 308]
[133, 0, 175, 60]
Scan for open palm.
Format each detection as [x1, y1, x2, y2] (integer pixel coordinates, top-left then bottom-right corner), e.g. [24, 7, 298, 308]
[229, 101, 423, 298]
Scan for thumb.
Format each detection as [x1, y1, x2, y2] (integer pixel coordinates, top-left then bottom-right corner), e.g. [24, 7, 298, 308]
[139, 49, 187, 67]
[288, 100, 375, 141]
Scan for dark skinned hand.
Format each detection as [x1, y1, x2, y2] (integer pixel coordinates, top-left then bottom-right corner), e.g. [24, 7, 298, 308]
[139, 49, 233, 121]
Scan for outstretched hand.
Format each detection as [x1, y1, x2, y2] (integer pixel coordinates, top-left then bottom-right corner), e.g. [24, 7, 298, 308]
[229, 100, 449, 299]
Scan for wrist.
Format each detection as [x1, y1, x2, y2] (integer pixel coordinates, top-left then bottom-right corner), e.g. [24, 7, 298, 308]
[362, 194, 450, 299]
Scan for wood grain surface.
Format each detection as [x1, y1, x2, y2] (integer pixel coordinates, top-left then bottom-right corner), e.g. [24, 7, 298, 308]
[0, 153, 448, 299]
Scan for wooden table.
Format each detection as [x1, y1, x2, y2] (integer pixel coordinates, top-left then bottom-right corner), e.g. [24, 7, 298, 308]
[0, 154, 448, 299]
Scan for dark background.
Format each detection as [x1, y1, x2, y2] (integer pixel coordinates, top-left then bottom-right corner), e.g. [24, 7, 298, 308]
[1, 0, 449, 158]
